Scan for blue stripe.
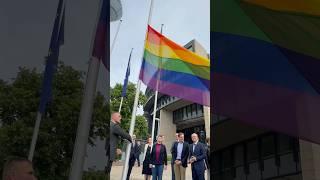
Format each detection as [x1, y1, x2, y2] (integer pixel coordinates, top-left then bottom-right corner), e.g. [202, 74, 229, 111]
[212, 32, 318, 95]
[141, 59, 209, 91]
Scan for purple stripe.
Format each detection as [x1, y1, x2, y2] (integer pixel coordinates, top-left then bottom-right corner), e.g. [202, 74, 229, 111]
[213, 73, 320, 144]
[140, 70, 210, 106]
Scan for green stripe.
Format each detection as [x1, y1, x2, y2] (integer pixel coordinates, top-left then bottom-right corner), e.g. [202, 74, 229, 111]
[144, 50, 210, 80]
[240, 2, 320, 59]
[212, 0, 271, 42]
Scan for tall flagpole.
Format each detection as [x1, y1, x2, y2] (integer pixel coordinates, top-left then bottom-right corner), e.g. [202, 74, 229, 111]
[121, 0, 155, 179]
[110, 19, 122, 55]
[118, 97, 124, 112]
[28, 0, 66, 161]
[68, 0, 103, 179]
[150, 24, 163, 143]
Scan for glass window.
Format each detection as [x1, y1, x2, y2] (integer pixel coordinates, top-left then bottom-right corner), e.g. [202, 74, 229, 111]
[279, 153, 297, 175]
[234, 167, 246, 180]
[222, 149, 232, 168]
[221, 169, 233, 180]
[247, 162, 261, 180]
[213, 152, 220, 172]
[234, 145, 244, 166]
[262, 158, 278, 179]
[277, 134, 292, 154]
[192, 104, 197, 117]
[261, 134, 275, 158]
[213, 173, 221, 180]
[247, 140, 258, 162]
[187, 105, 192, 117]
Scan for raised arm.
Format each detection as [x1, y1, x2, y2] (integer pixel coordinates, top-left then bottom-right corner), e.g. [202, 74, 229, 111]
[113, 124, 132, 143]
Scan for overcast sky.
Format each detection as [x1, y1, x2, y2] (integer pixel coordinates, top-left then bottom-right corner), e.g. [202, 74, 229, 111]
[110, 0, 210, 91]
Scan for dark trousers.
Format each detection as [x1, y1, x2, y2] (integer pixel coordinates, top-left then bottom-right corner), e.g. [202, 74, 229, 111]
[171, 162, 175, 180]
[126, 159, 135, 180]
[191, 166, 205, 180]
[106, 160, 113, 174]
[136, 156, 140, 166]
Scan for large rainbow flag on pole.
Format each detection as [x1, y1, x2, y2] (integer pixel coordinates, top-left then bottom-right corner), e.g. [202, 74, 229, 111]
[139, 25, 210, 106]
[212, 0, 320, 143]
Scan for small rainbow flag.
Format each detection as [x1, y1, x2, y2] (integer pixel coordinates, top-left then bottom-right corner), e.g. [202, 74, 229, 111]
[139, 25, 210, 106]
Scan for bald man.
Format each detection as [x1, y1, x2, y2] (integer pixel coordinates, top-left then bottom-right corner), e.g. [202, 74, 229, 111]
[106, 112, 132, 174]
[2, 157, 37, 180]
[189, 133, 206, 180]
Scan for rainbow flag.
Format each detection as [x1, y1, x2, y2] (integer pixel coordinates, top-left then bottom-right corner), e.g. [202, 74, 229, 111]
[212, 0, 320, 143]
[139, 25, 210, 106]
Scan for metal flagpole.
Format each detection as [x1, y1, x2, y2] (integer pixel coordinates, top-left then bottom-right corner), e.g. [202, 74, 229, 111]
[150, 24, 163, 143]
[110, 19, 122, 55]
[68, 0, 103, 179]
[121, 0, 155, 179]
[28, 112, 42, 160]
[118, 97, 124, 112]
[28, 0, 66, 161]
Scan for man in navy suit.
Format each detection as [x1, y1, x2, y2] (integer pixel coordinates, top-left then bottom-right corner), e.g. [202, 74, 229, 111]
[127, 134, 140, 180]
[189, 133, 206, 180]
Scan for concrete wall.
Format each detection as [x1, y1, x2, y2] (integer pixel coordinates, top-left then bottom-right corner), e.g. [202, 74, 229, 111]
[159, 109, 177, 154]
[300, 140, 320, 180]
[204, 106, 210, 139]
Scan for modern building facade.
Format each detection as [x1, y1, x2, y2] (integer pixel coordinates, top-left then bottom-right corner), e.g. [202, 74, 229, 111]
[212, 116, 320, 180]
[143, 39, 210, 150]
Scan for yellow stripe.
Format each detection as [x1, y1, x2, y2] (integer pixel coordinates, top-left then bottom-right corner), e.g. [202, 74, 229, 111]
[145, 41, 210, 67]
[244, 0, 320, 16]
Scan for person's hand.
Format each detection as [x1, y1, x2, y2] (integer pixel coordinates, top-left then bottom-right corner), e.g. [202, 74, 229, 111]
[116, 148, 122, 155]
[149, 164, 153, 168]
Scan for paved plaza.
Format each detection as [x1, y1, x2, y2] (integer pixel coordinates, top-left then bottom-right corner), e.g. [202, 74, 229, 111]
[110, 162, 208, 180]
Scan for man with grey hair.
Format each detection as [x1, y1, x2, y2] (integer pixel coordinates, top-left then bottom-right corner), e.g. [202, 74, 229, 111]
[2, 157, 37, 180]
[189, 133, 206, 180]
[106, 112, 132, 174]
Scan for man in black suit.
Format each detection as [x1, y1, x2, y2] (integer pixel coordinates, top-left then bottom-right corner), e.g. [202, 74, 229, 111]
[127, 134, 140, 180]
[106, 112, 132, 174]
[135, 140, 141, 167]
[172, 132, 189, 180]
[189, 133, 206, 180]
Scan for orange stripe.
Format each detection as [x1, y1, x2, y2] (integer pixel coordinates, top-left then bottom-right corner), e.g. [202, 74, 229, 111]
[145, 41, 210, 66]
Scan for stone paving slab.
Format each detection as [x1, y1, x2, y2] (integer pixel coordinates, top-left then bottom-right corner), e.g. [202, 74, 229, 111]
[110, 162, 208, 180]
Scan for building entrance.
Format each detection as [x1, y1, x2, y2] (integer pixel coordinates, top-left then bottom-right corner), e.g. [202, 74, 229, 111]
[180, 125, 206, 144]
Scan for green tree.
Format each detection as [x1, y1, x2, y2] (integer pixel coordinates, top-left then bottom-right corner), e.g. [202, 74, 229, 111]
[0, 63, 109, 180]
[110, 83, 147, 140]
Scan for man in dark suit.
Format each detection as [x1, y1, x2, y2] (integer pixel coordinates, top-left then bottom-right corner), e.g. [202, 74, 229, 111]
[127, 134, 140, 180]
[172, 132, 189, 180]
[135, 141, 142, 167]
[106, 112, 132, 174]
[189, 133, 206, 180]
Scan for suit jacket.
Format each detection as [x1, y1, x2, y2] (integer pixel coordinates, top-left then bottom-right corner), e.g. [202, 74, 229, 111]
[150, 143, 167, 165]
[108, 121, 131, 161]
[189, 142, 206, 171]
[129, 141, 140, 162]
[172, 141, 189, 167]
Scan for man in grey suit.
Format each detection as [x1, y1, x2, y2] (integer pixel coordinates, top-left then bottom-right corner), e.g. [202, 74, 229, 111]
[106, 112, 132, 174]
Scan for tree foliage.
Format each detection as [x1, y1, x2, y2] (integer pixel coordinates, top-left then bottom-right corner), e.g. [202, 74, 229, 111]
[0, 63, 109, 180]
[110, 83, 148, 140]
